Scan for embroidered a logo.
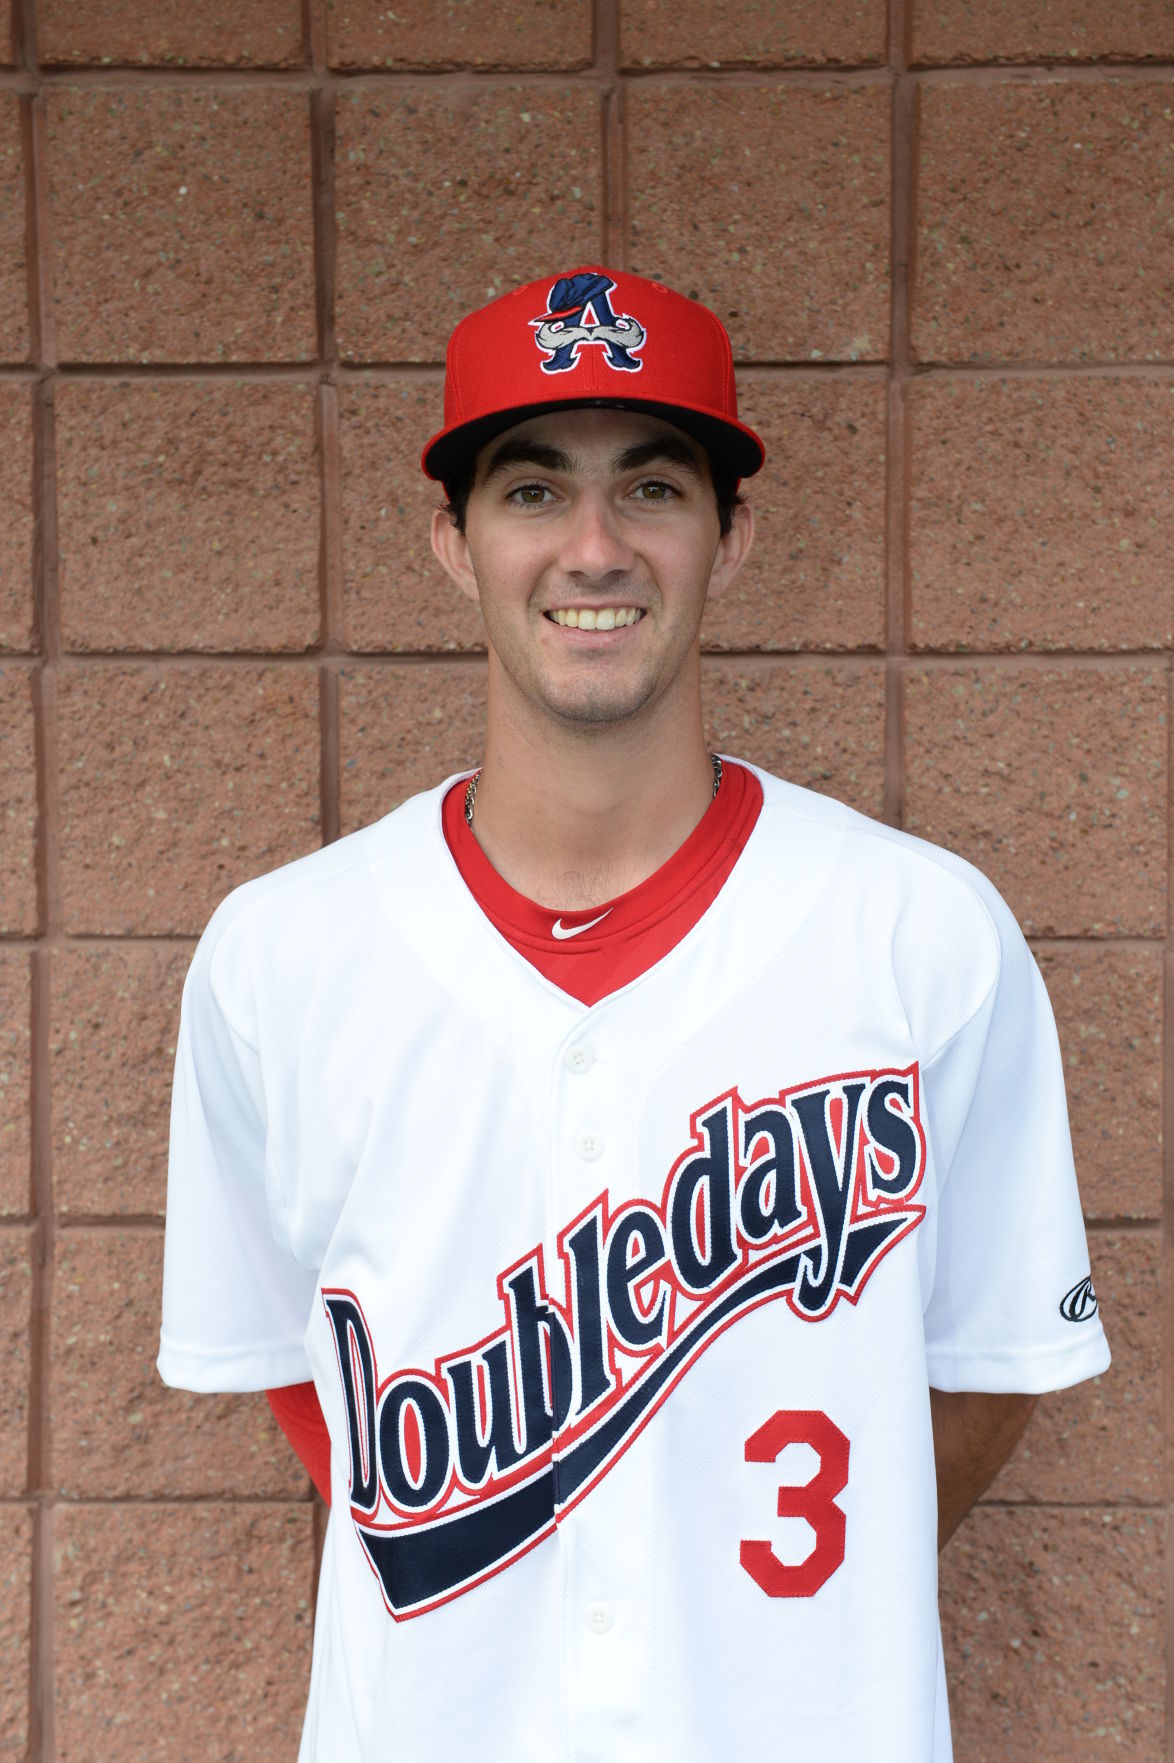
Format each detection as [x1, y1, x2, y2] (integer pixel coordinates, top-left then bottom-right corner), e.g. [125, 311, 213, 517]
[531, 271, 646, 374]
[325, 1064, 926, 1620]
[1059, 1274, 1098, 1322]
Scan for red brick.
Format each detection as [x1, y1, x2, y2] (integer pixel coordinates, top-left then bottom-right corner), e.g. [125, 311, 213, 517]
[0, 0, 12, 64]
[38, 0, 304, 65]
[903, 667, 1167, 937]
[0, 666, 39, 934]
[989, 1233, 1159, 1505]
[340, 662, 486, 834]
[0, 1508, 32, 1759]
[914, 84, 1174, 365]
[51, 946, 191, 1217]
[1035, 947, 1163, 1220]
[0, 1229, 32, 1492]
[940, 1508, 1164, 1755]
[909, 378, 1174, 651]
[703, 376, 886, 651]
[54, 1503, 313, 1761]
[51, 1229, 306, 1497]
[0, 96, 29, 364]
[57, 664, 321, 935]
[0, 384, 35, 652]
[621, 0, 885, 67]
[702, 660, 886, 817]
[56, 380, 321, 652]
[340, 380, 486, 652]
[48, 90, 316, 364]
[913, 0, 1174, 65]
[327, 0, 591, 68]
[0, 952, 31, 1216]
[628, 86, 889, 363]
[334, 86, 603, 363]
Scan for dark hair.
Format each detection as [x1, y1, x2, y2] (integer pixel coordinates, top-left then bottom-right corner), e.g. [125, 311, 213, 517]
[441, 453, 744, 538]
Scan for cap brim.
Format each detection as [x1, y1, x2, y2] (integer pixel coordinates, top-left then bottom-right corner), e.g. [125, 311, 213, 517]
[422, 397, 765, 488]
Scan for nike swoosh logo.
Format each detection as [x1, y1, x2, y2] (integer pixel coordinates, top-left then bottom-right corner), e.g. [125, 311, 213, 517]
[551, 911, 612, 940]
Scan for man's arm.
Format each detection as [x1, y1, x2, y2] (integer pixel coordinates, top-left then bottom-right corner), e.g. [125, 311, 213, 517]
[930, 1388, 1037, 1549]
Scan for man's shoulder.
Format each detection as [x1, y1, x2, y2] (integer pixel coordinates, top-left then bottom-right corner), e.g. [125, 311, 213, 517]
[195, 774, 461, 975]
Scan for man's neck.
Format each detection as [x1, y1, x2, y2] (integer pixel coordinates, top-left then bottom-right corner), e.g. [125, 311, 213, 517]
[466, 701, 717, 912]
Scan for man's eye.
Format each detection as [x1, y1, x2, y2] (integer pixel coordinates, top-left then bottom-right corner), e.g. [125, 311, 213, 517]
[634, 480, 675, 501]
[510, 483, 551, 506]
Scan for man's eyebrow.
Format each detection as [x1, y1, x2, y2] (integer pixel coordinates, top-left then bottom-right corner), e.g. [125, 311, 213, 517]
[611, 436, 708, 479]
[479, 439, 577, 483]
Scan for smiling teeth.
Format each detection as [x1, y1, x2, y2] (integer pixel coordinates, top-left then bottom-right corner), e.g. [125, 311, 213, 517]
[550, 608, 643, 630]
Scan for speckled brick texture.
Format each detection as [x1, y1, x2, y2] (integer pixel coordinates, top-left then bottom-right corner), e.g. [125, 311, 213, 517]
[628, 86, 890, 364]
[913, 0, 1174, 64]
[50, 945, 191, 1217]
[989, 1232, 1160, 1505]
[903, 667, 1168, 936]
[340, 662, 487, 832]
[0, 0, 13, 65]
[703, 662, 887, 818]
[909, 377, 1174, 651]
[914, 83, 1174, 364]
[0, 96, 28, 365]
[1036, 947, 1164, 1219]
[0, 385, 35, 653]
[0, 953, 31, 1216]
[48, 89, 317, 364]
[705, 376, 887, 651]
[334, 86, 603, 362]
[0, 1229, 32, 1492]
[53, 1504, 314, 1761]
[55, 380, 321, 652]
[51, 1230, 305, 1497]
[339, 379, 487, 651]
[0, 666, 39, 935]
[0, 1508, 31, 1757]
[37, 0, 305, 66]
[57, 665, 321, 935]
[620, 0, 886, 67]
[327, 0, 593, 68]
[940, 1508, 1164, 1754]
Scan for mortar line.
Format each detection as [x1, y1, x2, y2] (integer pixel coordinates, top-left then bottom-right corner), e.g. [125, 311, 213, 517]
[883, 0, 912, 830]
[594, 0, 622, 267]
[20, 0, 59, 1749]
[4, 646, 1173, 669]
[27, 357, 1174, 380]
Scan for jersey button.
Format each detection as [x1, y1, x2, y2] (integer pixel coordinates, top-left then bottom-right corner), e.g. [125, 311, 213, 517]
[576, 1132, 604, 1161]
[584, 1601, 614, 1635]
[564, 1045, 595, 1074]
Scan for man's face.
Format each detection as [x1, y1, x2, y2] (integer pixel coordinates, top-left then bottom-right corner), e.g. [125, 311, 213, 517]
[431, 406, 753, 735]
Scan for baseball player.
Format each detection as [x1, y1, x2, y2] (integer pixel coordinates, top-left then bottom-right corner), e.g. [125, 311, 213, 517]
[159, 269, 1110, 1761]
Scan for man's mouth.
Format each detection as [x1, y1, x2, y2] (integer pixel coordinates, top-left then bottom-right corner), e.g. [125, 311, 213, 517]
[543, 607, 645, 630]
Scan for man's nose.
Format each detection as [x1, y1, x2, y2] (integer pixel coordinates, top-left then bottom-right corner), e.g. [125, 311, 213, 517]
[556, 489, 637, 580]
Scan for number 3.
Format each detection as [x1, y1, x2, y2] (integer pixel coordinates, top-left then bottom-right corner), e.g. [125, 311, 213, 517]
[740, 1409, 850, 1598]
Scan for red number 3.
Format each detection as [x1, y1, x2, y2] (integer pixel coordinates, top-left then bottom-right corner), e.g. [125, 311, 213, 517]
[740, 1409, 850, 1598]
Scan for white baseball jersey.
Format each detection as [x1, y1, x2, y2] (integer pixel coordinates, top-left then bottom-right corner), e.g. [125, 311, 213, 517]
[159, 764, 1110, 1762]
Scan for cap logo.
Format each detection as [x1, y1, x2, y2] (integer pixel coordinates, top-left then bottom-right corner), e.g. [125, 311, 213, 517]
[531, 272, 646, 376]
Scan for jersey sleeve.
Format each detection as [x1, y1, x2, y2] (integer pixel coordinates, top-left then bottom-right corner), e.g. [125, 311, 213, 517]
[920, 881, 1111, 1395]
[157, 903, 318, 1393]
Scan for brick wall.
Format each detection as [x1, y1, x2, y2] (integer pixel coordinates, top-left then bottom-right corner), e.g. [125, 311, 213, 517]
[0, 0, 1168, 1756]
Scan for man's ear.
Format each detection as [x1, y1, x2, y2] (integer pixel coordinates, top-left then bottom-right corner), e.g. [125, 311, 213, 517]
[431, 506, 480, 605]
[706, 500, 755, 601]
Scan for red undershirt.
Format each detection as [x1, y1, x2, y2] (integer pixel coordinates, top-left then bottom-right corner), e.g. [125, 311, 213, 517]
[268, 760, 765, 1502]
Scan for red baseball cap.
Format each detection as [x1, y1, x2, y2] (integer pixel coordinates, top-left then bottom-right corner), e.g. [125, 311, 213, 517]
[421, 268, 765, 488]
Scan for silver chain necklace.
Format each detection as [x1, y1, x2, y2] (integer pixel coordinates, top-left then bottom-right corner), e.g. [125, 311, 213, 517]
[464, 753, 722, 828]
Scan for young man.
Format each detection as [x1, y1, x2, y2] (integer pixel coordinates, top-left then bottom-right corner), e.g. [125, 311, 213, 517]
[159, 270, 1110, 1761]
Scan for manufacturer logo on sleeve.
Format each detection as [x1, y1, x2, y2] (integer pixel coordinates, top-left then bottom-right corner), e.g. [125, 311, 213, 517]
[325, 1064, 926, 1620]
[1059, 1275, 1098, 1322]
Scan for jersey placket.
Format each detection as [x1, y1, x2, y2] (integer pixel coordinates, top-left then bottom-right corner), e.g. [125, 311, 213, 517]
[548, 1009, 650, 1761]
